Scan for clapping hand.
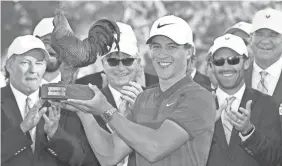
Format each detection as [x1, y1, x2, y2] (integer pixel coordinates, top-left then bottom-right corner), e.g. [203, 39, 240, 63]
[120, 81, 143, 109]
[20, 100, 47, 133]
[226, 100, 253, 135]
[43, 105, 61, 138]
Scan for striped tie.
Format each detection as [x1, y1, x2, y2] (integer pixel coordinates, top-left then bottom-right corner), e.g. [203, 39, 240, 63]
[25, 97, 36, 152]
[222, 96, 236, 145]
[257, 71, 268, 95]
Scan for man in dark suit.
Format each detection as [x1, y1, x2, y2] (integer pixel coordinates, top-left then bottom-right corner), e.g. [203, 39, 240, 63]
[244, 8, 282, 121]
[207, 34, 281, 166]
[1, 35, 99, 166]
[243, 8, 282, 165]
[76, 22, 143, 166]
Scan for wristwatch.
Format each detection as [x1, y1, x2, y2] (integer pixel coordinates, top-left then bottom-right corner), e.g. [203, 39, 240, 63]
[101, 107, 118, 123]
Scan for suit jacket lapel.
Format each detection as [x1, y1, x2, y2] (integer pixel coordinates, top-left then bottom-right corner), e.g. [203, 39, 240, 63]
[1, 85, 34, 160]
[228, 88, 260, 152]
[212, 97, 229, 152]
[102, 85, 117, 108]
[1, 86, 23, 127]
[273, 72, 282, 104]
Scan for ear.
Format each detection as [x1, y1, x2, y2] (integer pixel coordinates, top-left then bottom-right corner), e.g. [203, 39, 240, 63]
[243, 57, 251, 70]
[185, 47, 193, 60]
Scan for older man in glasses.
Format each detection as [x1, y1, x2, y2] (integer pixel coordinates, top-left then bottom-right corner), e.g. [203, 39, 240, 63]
[207, 34, 281, 166]
[78, 22, 143, 166]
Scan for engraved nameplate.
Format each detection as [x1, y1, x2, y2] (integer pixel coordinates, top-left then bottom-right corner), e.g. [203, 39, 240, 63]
[47, 87, 66, 96]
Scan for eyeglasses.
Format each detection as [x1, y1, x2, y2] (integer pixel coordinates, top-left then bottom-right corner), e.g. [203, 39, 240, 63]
[212, 56, 244, 66]
[107, 58, 136, 66]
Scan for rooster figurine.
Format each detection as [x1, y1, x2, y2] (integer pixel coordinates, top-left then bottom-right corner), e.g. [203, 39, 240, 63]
[51, 10, 120, 84]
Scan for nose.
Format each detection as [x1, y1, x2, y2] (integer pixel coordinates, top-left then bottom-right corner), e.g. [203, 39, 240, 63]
[116, 61, 126, 70]
[28, 63, 37, 73]
[159, 47, 170, 56]
[222, 60, 232, 70]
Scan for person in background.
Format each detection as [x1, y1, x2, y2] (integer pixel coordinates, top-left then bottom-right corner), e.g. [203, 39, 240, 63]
[54, 15, 216, 166]
[1, 35, 100, 166]
[188, 42, 212, 91]
[224, 21, 252, 45]
[224, 21, 254, 62]
[206, 34, 281, 166]
[33, 17, 62, 85]
[243, 8, 282, 166]
[79, 22, 143, 166]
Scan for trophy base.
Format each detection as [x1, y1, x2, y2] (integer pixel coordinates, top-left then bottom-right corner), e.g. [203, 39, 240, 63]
[40, 83, 95, 100]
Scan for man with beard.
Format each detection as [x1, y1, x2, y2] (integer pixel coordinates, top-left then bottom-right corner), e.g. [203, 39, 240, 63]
[53, 15, 216, 166]
[33, 17, 63, 85]
[206, 34, 281, 166]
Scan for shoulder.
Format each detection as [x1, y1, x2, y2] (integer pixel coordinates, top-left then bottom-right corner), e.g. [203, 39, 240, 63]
[176, 82, 216, 116]
[181, 81, 214, 101]
[248, 88, 278, 110]
[1, 85, 12, 99]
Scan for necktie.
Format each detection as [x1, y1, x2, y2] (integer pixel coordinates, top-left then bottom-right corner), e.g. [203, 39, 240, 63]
[24, 97, 32, 118]
[25, 97, 36, 152]
[117, 98, 129, 166]
[222, 96, 235, 145]
[257, 71, 268, 95]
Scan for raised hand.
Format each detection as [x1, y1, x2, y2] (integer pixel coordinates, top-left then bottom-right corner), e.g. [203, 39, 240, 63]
[20, 100, 47, 133]
[43, 105, 61, 138]
[226, 100, 253, 134]
[120, 81, 143, 108]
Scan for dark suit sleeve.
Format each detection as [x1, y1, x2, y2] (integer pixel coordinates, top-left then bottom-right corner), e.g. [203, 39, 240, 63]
[240, 96, 281, 166]
[1, 124, 33, 163]
[44, 111, 100, 166]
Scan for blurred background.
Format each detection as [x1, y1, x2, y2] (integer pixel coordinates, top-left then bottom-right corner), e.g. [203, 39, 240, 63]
[1, 1, 282, 81]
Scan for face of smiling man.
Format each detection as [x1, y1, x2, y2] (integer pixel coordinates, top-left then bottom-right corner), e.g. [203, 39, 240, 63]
[149, 35, 191, 81]
[102, 52, 140, 90]
[212, 48, 250, 93]
[250, 28, 282, 69]
[6, 49, 47, 95]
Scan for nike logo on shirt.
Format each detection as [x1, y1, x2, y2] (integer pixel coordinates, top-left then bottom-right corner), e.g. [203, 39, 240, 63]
[157, 23, 174, 28]
[166, 102, 175, 107]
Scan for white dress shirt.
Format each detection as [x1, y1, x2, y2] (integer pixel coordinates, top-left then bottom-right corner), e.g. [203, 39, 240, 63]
[252, 56, 282, 96]
[10, 83, 39, 151]
[108, 84, 129, 166]
[190, 68, 197, 79]
[40, 72, 62, 85]
[216, 84, 251, 142]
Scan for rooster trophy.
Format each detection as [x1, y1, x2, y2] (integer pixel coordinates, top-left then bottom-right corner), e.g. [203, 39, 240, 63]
[40, 11, 120, 100]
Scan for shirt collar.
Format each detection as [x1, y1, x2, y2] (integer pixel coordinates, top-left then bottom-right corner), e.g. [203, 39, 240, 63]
[216, 84, 246, 102]
[156, 75, 193, 100]
[10, 83, 40, 107]
[108, 84, 122, 105]
[190, 68, 197, 79]
[253, 56, 282, 77]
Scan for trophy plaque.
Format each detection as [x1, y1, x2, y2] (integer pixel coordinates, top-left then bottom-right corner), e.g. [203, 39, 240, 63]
[40, 83, 95, 100]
